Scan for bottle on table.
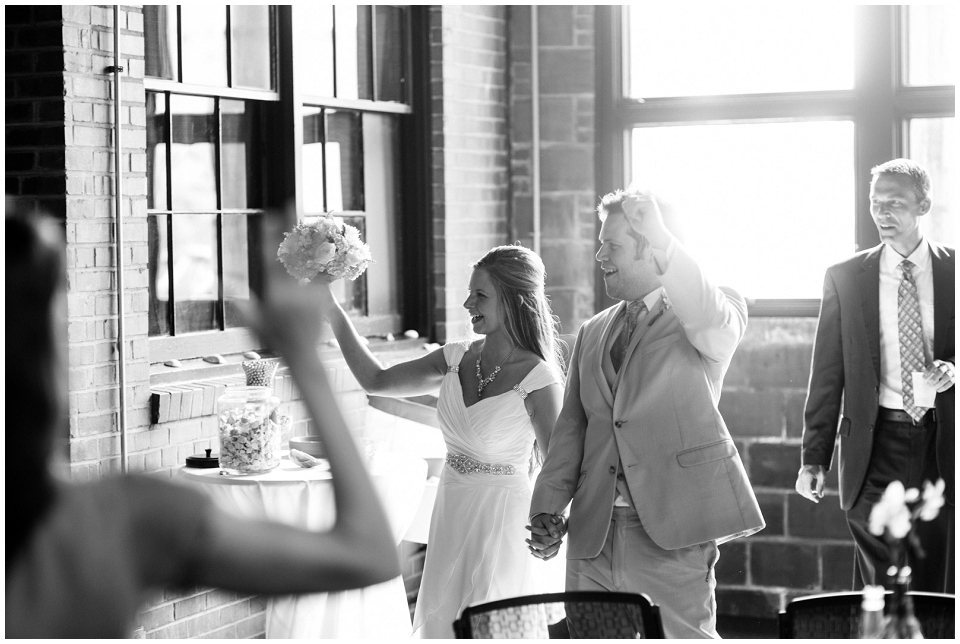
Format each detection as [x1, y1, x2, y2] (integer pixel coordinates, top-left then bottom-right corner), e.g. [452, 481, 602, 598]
[881, 566, 923, 640]
[859, 583, 887, 639]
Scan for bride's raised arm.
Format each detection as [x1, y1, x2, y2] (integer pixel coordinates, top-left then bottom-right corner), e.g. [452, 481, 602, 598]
[316, 279, 447, 398]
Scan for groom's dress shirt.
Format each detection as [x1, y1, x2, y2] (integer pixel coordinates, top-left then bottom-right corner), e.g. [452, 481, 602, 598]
[878, 240, 935, 409]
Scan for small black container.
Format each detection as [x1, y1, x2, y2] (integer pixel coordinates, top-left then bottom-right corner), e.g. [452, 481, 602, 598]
[185, 448, 219, 468]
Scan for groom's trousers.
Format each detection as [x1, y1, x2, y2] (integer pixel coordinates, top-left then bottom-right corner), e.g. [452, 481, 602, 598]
[565, 506, 720, 639]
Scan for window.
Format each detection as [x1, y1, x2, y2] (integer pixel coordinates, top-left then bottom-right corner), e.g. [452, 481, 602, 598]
[908, 118, 955, 247]
[145, 6, 273, 343]
[903, 6, 956, 247]
[903, 5, 957, 87]
[626, 5, 854, 98]
[601, 5, 955, 312]
[144, 6, 414, 358]
[293, 5, 408, 104]
[631, 122, 854, 299]
[146, 93, 265, 336]
[294, 5, 409, 323]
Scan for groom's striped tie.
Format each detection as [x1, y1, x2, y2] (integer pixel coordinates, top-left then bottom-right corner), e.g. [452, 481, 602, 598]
[611, 301, 644, 373]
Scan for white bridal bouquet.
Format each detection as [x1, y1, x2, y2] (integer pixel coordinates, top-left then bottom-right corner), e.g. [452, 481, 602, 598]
[277, 214, 372, 282]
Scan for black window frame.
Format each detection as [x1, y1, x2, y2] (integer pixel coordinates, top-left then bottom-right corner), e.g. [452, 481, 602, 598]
[145, 5, 430, 364]
[596, 5, 955, 316]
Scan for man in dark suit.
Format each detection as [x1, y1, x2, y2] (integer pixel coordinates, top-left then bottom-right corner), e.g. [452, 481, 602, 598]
[797, 159, 954, 593]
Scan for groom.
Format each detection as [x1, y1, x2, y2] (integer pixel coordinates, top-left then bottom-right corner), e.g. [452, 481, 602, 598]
[527, 188, 764, 638]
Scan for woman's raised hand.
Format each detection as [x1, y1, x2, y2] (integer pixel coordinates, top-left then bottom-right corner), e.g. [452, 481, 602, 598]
[311, 272, 340, 320]
[236, 209, 330, 355]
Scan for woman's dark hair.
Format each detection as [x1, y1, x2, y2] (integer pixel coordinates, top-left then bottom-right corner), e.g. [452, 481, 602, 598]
[5, 204, 66, 568]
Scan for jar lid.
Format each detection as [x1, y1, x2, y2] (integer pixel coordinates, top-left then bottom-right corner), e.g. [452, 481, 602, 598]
[186, 448, 219, 468]
[221, 385, 275, 401]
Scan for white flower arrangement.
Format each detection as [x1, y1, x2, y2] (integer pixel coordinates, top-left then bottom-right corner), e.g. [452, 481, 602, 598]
[865, 478, 944, 638]
[868, 478, 945, 564]
[277, 214, 373, 282]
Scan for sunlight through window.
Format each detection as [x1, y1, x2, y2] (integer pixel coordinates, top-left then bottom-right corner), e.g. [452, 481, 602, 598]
[631, 122, 855, 299]
[627, 5, 854, 98]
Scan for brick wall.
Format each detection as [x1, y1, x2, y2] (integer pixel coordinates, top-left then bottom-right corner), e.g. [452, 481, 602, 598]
[509, 5, 597, 335]
[717, 318, 855, 618]
[430, 5, 510, 343]
[5, 4, 67, 217]
[59, 4, 154, 482]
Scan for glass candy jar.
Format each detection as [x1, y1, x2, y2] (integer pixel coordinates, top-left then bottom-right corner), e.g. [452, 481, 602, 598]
[217, 386, 282, 475]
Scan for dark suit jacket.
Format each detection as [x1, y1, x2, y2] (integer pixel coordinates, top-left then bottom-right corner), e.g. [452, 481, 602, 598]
[802, 242, 955, 510]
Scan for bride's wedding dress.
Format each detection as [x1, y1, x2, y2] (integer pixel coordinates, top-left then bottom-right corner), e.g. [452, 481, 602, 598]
[412, 341, 565, 638]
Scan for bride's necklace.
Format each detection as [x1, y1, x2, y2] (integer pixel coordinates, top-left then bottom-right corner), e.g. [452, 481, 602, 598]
[476, 344, 518, 397]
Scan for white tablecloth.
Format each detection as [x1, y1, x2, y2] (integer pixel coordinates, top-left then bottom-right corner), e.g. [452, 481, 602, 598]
[180, 451, 426, 639]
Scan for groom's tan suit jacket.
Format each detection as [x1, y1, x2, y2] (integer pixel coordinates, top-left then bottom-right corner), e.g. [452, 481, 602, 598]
[532, 243, 765, 558]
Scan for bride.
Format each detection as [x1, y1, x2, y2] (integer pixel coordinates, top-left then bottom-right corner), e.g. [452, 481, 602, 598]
[316, 245, 566, 638]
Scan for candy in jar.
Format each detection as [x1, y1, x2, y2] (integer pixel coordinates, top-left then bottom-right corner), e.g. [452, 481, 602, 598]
[217, 386, 282, 475]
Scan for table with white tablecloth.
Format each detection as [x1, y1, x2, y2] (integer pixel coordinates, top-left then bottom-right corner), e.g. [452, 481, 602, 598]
[180, 451, 426, 639]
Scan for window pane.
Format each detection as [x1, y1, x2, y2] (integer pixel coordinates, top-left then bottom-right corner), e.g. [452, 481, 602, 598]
[325, 110, 364, 212]
[909, 118, 956, 247]
[627, 5, 854, 98]
[375, 6, 406, 102]
[144, 5, 179, 80]
[362, 113, 401, 316]
[221, 99, 262, 209]
[148, 214, 170, 336]
[170, 95, 217, 210]
[630, 121, 855, 299]
[230, 5, 273, 90]
[173, 214, 220, 333]
[904, 6, 958, 87]
[330, 215, 367, 315]
[335, 6, 373, 100]
[223, 214, 262, 328]
[181, 5, 228, 87]
[302, 106, 326, 214]
[294, 5, 335, 97]
[146, 92, 167, 210]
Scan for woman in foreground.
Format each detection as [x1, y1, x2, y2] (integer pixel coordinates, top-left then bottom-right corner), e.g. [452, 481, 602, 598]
[5, 206, 399, 638]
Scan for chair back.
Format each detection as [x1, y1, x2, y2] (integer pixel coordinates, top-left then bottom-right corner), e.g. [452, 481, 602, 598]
[909, 591, 955, 639]
[453, 590, 665, 639]
[779, 590, 955, 639]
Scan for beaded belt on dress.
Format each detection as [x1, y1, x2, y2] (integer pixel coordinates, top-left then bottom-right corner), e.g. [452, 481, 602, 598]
[445, 452, 517, 475]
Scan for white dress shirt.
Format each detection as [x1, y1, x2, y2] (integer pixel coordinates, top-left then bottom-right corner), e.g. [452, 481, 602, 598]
[877, 240, 935, 410]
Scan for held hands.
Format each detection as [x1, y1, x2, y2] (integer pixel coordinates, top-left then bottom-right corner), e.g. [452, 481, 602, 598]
[621, 186, 672, 254]
[795, 464, 826, 503]
[923, 360, 955, 393]
[525, 513, 567, 561]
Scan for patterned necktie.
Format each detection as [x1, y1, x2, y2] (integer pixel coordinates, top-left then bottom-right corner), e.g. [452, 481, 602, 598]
[898, 260, 927, 422]
[611, 300, 644, 373]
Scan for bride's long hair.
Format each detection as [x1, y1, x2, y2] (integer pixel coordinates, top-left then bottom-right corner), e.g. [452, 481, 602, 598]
[474, 245, 564, 471]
